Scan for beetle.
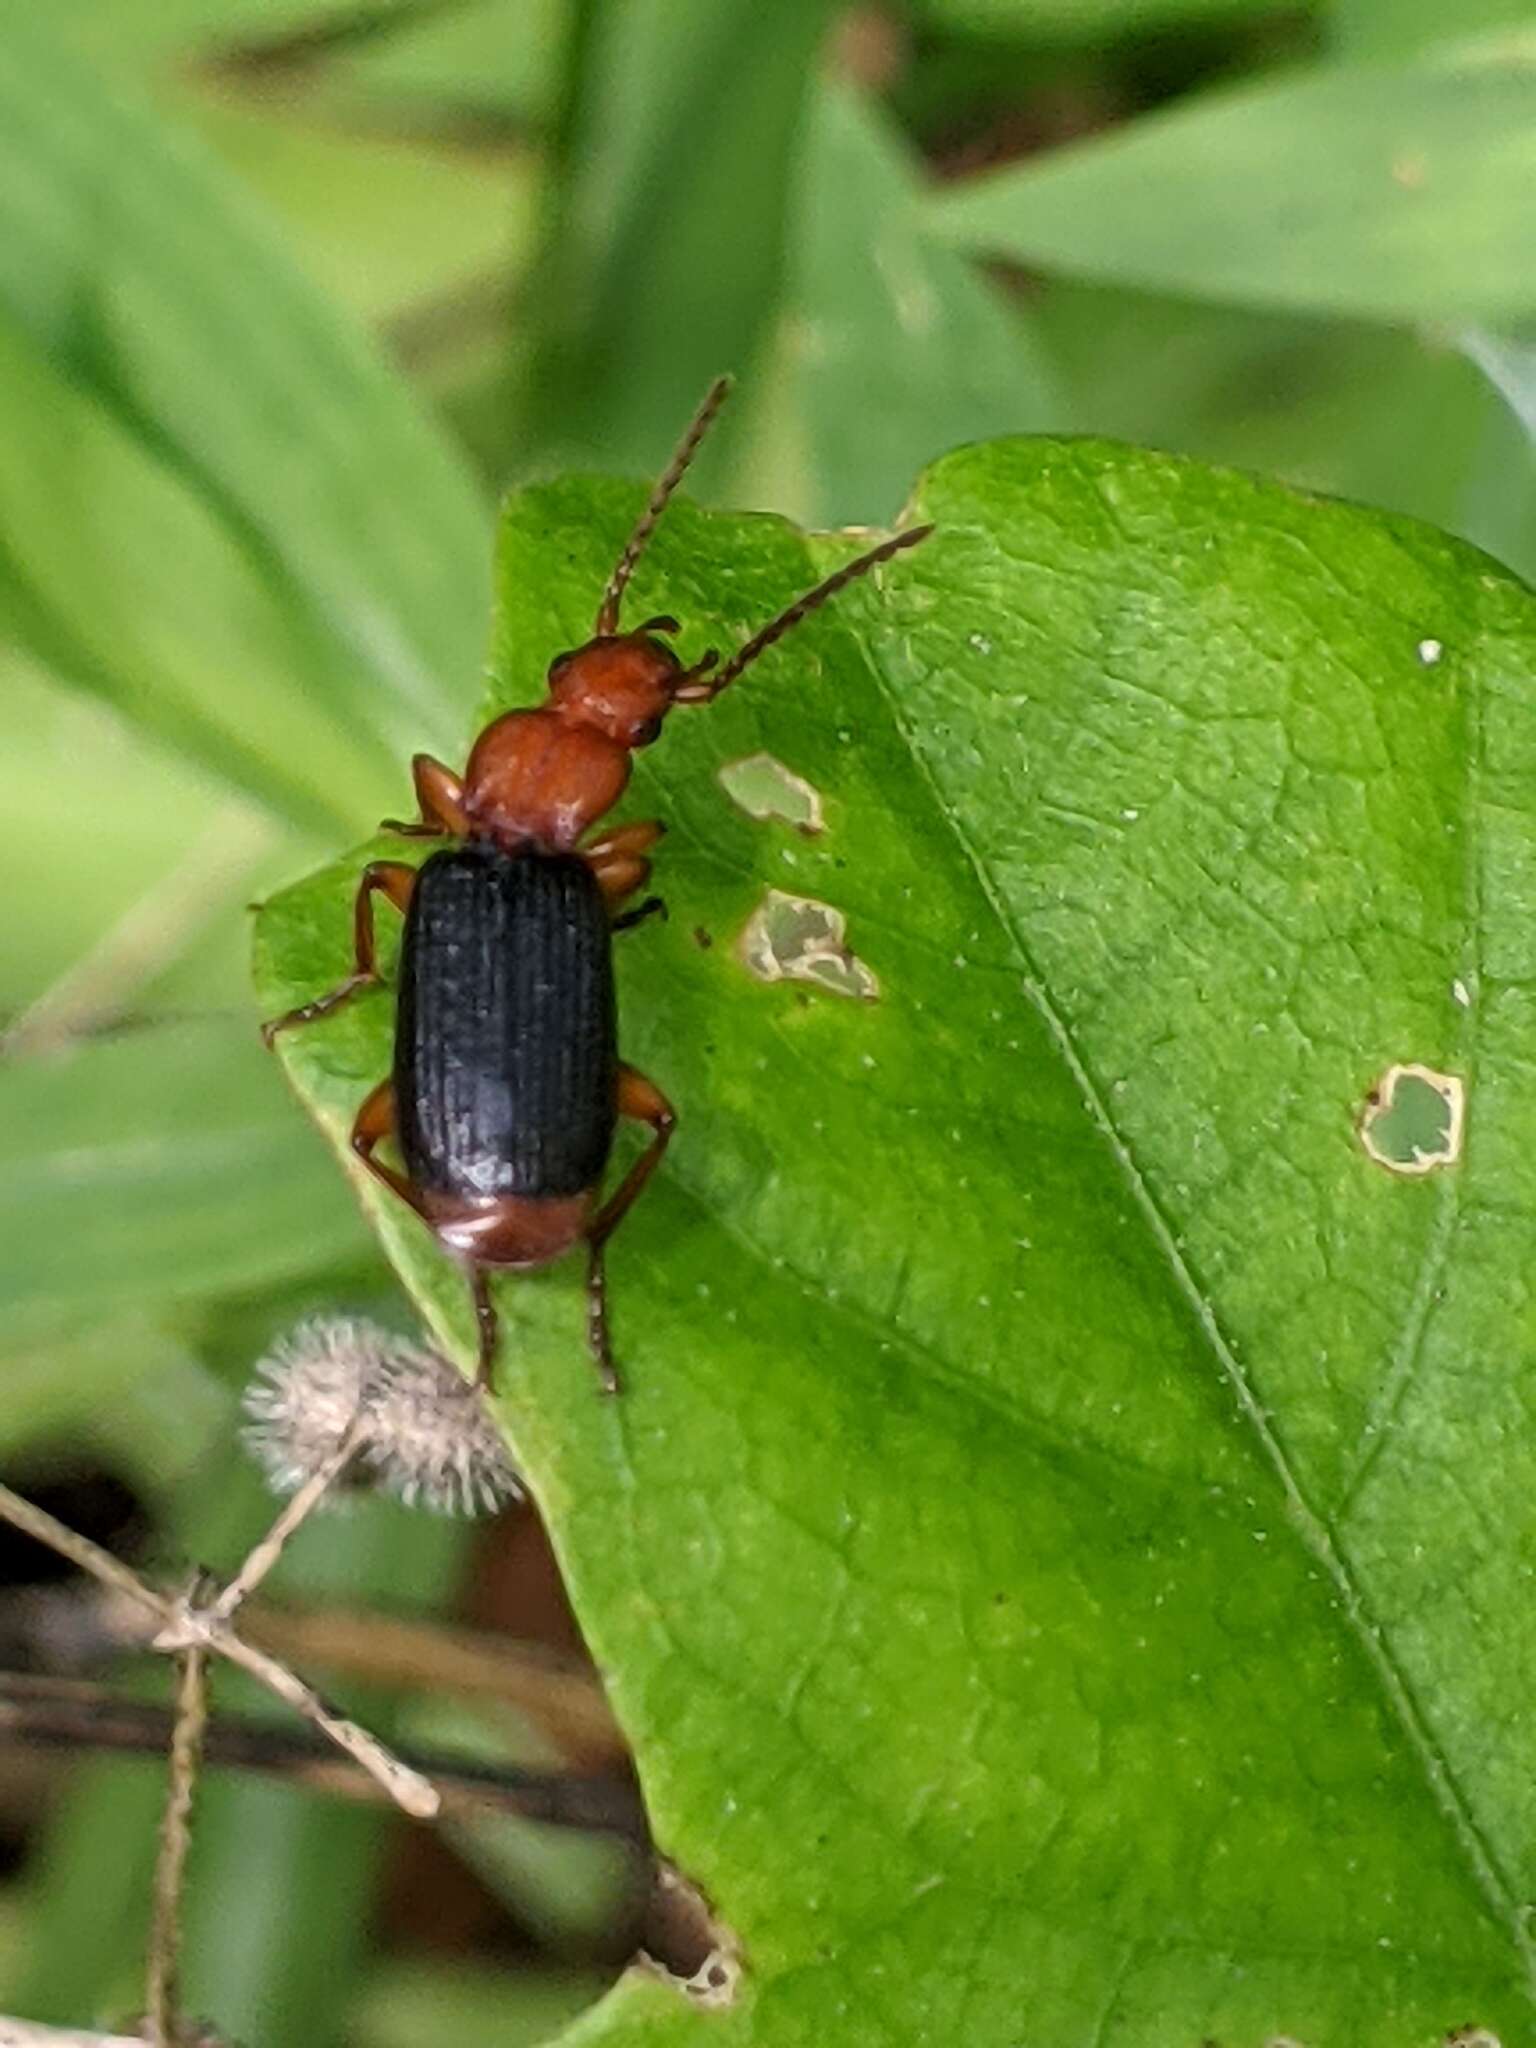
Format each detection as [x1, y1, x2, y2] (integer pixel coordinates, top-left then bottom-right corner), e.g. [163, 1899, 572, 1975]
[262, 377, 930, 1391]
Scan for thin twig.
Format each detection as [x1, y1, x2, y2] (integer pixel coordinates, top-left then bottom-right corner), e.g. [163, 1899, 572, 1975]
[241, 1606, 622, 1767]
[0, 1485, 167, 1624]
[0, 1484, 437, 1818]
[189, 1624, 439, 1819]
[205, 1411, 367, 1624]
[0, 1587, 623, 1769]
[0, 1672, 646, 1838]
[145, 1616, 210, 2048]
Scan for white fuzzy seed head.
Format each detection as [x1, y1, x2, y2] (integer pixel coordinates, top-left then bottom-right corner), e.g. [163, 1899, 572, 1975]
[243, 1316, 522, 1517]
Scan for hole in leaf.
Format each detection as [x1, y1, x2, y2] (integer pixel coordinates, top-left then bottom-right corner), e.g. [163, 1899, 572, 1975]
[1359, 1063, 1464, 1175]
[1445, 2031, 1502, 2048]
[639, 1860, 742, 2009]
[739, 889, 879, 1001]
[718, 751, 825, 834]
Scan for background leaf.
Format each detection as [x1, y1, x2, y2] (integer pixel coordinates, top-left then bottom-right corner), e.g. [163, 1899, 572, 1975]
[0, 10, 489, 813]
[747, 86, 1062, 529]
[1330, 0, 1532, 58]
[519, 0, 841, 486]
[257, 442, 1536, 2043]
[0, 1016, 370, 1315]
[927, 28, 1536, 326]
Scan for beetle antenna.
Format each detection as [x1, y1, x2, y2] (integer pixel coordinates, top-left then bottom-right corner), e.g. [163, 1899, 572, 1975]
[673, 524, 933, 702]
[595, 375, 734, 637]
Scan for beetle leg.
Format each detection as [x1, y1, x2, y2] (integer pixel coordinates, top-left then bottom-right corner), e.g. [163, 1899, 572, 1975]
[584, 1064, 677, 1395]
[469, 1266, 500, 1388]
[594, 856, 654, 907]
[585, 820, 665, 913]
[584, 819, 665, 863]
[612, 895, 666, 934]
[352, 1081, 502, 1389]
[382, 753, 470, 838]
[261, 862, 416, 1044]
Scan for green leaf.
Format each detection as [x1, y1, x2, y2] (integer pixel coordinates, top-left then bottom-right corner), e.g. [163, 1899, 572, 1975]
[0, 12, 488, 816]
[927, 27, 1536, 326]
[0, 1015, 371, 1315]
[256, 443, 1536, 2041]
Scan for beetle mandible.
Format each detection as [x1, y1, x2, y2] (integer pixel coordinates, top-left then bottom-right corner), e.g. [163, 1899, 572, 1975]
[262, 378, 931, 1391]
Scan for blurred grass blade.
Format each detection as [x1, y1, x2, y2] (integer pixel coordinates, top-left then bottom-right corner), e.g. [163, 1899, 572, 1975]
[1330, 0, 1530, 58]
[260, 448, 1536, 2040]
[1463, 325, 1536, 440]
[0, 12, 489, 813]
[0, 657, 308, 1022]
[520, 0, 841, 486]
[180, 98, 531, 334]
[323, 0, 568, 129]
[927, 27, 1536, 326]
[57, 0, 428, 69]
[0, 315, 401, 835]
[918, 0, 1317, 37]
[1036, 283, 1536, 583]
[0, 1016, 371, 1314]
[753, 85, 1063, 526]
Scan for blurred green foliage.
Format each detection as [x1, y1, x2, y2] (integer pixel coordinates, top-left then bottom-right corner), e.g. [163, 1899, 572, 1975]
[2, 2, 1535, 2043]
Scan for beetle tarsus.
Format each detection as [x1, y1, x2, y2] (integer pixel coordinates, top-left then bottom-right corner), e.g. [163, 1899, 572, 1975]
[471, 1266, 500, 1390]
[613, 895, 666, 934]
[586, 1246, 621, 1396]
[261, 971, 374, 1046]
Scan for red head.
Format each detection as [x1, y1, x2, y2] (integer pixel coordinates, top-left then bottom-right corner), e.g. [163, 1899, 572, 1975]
[545, 619, 685, 748]
[548, 374, 931, 753]
[458, 382, 930, 855]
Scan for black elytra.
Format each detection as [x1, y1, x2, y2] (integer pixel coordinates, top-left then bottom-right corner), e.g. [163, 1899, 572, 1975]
[396, 845, 618, 1203]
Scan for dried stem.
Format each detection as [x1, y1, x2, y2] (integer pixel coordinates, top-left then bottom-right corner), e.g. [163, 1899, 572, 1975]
[145, 1625, 210, 2048]
[0, 1484, 167, 1625]
[242, 1606, 622, 1767]
[0, 1588, 623, 1770]
[0, 1673, 645, 1838]
[0, 1478, 437, 1819]
[191, 1623, 439, 1818]
[205, 1410, 366, 1624]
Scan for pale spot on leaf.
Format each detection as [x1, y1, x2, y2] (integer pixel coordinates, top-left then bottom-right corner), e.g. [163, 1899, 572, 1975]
[719, 751, 825, 834]
[739, 889, 879, 1001]
[1359, 1063, 1465, 1174]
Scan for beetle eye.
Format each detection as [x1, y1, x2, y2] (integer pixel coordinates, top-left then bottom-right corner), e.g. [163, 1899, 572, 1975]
[635, 715, 662, 746]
